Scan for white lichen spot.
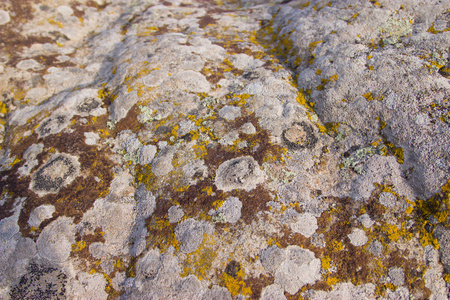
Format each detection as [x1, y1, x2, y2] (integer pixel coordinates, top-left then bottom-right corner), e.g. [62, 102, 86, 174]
[348, 228, 368, 247]
[215, 156, 265, 192]
[0, 10, 10, 26]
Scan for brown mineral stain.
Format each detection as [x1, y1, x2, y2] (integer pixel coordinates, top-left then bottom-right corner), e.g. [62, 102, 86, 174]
[198, 15, 217, 29]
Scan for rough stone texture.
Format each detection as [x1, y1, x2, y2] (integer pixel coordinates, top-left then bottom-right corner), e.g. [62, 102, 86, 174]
[0, 0, 449, 298]
[175, 218, 214, 253]
[37, 217, 75, 263]
[215, 156, 266, 192]
[214, 196, 242, 224]
[434, 225, 450, 273]
[348, 228, 368, 247]
[29, 153, 81, 197]
[28, 204, 55, 228]
[274, 246, 321, 294]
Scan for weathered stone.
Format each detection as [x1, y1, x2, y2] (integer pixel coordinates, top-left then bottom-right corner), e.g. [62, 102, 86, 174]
[30, 153, 80, 197]
[36, 217, 75, 263]
[215, 156, 265, 192]
[348, 228, 368, 247]
[282, 122, 317, 150]
[0, 0, 448, 298]
[0, 10, 10, 25]
[214, 196, 242, 224]
[175, 218, 213, 253]
[10, 262, 68, 300]
[274, 246, 321, 294]
[28, 205, 55, 229]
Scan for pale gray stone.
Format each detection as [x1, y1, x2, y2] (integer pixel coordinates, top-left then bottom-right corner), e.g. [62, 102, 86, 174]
[37, 114, 72, 138]
[379, 192, 398, 208]
[215, 156, 265, 192]
[84, 132, 100, 145]
[290, 212, 318, 238]
[202, 285, 232, 300]
[260, 245, 286, 274]
[219, 105, 241, 121]
[274, 246, 321, 294]
[348, 228, 368, 247]
[29, 153, 81, 197]
[215, 196, 242, 224]
[18, 143, 43, 177]
[139, 144, 157, 165]
[16, 59, 43, 71]
[240, 122, 256, 135]
[168, 205, 184, 223]
[260, 284, 287, 300]
[37, 217, 75, 263]
[151, 146, 175, 176]
[0, 10, 10, 25]
[28, 205, 55, 229]
[368, 240, 383, 257]
[358, 213, 375, 229]
[389, 267, 405, 287]
[175, 218, 213, 253]
[434, 225, 450, 273]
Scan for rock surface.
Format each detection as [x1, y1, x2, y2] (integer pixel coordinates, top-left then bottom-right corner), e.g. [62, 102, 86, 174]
[0, 0, 449, 299]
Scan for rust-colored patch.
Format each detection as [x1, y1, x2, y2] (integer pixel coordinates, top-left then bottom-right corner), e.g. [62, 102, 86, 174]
[1, 114, 115, 237]
[198, 15, 217, 29]
[244, 274, 274, 299]
[69, 1, 85, 18]
[204, 113, 286, 167]
[201, 63, 226, 85]
[0, 0, 60, 66]
[115, 104, 141, 133]
[86, 0, 109, 10]
[71, 227, 106, 271]
[232, 186, 273, 224]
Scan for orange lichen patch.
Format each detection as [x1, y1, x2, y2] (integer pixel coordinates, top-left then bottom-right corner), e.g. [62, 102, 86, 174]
[181, 234, 217, 280]
[427, 23, 450, 34]
[221, 261, 252, 297]
[145, 216, 180, 253]
[201, 63, 226, 84]
[316, 74, 338, 91]
[415, 179, 450, 248]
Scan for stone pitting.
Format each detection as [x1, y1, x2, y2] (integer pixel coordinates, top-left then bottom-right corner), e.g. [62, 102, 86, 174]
[0, 0, 449, 298]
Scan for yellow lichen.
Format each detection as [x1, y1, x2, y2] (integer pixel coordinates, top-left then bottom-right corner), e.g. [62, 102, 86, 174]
[181, 234, 217, 281]
[71, 241, 87, 253]
[221, 267, 252, 297]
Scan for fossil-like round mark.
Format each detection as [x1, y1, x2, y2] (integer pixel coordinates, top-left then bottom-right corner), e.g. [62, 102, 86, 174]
[282, 121, 317, 150]
[30, 153, 80, 196]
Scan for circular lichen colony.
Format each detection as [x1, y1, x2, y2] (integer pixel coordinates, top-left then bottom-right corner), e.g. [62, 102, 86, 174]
[281, 122, 317, 150]
[37, 115, 70, 138]
[30, 154, 80, 196]
[214, 156, 265, 192]
[76, 97, 101, 113]
[9, 262, 67, 300]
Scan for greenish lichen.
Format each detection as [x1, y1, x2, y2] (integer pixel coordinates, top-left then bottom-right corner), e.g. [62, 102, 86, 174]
[341, 145, 384, 174]
[139, 105, 162, 123]
[379, 18, 412, 45]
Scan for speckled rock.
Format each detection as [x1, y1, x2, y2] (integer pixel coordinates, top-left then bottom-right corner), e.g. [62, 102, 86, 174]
[0, 0, 449, 299]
